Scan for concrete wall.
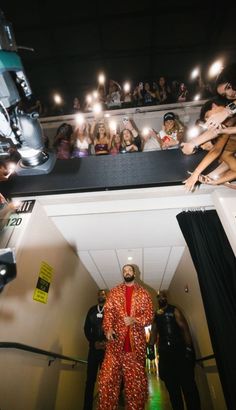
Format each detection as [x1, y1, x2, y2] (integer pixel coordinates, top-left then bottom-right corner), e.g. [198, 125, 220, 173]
[0, 201, 98, 410]
[168, 248, 227, 410]
[213, 189, 236, 257]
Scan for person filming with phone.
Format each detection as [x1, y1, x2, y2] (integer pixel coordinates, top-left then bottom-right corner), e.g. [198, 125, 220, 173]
[120, 117, 142, 153]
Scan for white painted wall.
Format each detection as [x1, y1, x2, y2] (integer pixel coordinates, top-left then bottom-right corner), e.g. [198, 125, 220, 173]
[0, 201, 99, 410]
[213, 189, 236, 257]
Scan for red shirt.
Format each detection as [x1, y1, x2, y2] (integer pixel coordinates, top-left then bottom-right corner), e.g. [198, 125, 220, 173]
[124, 285, 134, 352]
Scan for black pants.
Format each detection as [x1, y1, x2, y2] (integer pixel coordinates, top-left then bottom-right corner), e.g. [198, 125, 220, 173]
[159, 348, 201, 410]
[83, 347, 105, 410]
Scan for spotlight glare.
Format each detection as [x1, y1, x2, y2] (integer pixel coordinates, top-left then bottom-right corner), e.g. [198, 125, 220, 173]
[209, 60, 223, 78]
[54, 94, 62, 104]
[7, 162, 16, 174]
[127, 256, 133, 261]
[142, 127, 150, 136]
[93, 103, 102, 114]
[109, 120, 117, 133]
[191, 67, 200, 80]
[187, 126, 200, 139]
[93, 90, 98, 99]
[98, 73, 105, 84]
[75, 114, 84, 125]
[124, 82, 130, 93]
[0, 268, 6, 276]
[86, 94, 92, 103]
[193, 94, 201, 101]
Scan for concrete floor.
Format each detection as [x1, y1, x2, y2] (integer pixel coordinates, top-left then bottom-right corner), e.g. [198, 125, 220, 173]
[93, 373, 172, 409]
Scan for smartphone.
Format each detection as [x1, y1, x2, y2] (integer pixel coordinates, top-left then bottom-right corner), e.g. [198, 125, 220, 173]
[123, 116, 129, 125]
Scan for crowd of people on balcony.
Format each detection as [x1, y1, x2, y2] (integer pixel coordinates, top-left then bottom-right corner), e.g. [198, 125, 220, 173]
[0, 64, 235, 206]
[53, 112, 185, 159]
[37, 74, 214, 117]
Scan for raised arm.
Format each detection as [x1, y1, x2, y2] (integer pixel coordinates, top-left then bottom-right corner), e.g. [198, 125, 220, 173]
[181, 128, 218, 155]
[183, 134, 229, 191]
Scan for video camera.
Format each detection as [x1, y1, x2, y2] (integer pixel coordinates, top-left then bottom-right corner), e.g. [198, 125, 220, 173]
[0, 9, 55, 175]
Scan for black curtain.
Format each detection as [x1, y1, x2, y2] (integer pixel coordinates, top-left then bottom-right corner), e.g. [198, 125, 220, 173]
[176, 210, 236, 410]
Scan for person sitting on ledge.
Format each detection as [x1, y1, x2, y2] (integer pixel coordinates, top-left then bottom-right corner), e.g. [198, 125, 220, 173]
[183, 98, 236, 191]
[153, 112, 185, 150]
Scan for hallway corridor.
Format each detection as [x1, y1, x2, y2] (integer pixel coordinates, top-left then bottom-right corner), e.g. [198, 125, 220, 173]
[93, 373, 172, 409]
[146, 373, 172, 410]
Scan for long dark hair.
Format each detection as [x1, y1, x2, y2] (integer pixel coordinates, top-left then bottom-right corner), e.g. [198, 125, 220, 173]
[215, 63, 236, 92]
[199, 96, 229, 122]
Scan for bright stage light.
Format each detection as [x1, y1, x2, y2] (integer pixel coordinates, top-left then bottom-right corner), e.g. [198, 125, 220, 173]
[93, 102, 102, 114]
[142, 127, 150, 136]
[109, 120, 117, 133]
[124, 82, 130, 93]
[190, 67, 200, 80]
[208, 60, 223, 78]
[54, 94, 62, 104]
[75, 114, 84, 125]
[98, 73, 105, 84]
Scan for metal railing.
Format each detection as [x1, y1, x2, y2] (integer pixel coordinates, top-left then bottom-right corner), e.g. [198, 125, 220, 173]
[0, 341, 87, 367]
[196, 353, 215, 362]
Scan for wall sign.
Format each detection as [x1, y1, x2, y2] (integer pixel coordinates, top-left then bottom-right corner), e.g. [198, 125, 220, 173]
[16, 200, 35, 213]
[33, 261, 53, 304]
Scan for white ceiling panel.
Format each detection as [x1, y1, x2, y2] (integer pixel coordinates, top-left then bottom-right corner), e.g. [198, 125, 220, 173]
[161, 246, 185, 289]
[143, 247, 170, 276]
[51, 208, 185, 252]
[78, 251, 107, 289]
[89, 250, 121, 289]
[44, 187, 214, 292]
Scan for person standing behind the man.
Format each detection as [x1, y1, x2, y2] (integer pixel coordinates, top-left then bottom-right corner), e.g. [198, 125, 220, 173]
[97, 264, 154, 410]
[149, 290, 201, 410]
[83, 289, 107, 410]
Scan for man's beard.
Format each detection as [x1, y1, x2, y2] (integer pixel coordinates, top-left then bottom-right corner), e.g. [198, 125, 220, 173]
[124, 274, 135, 283]
[98, 297, 106, 304]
